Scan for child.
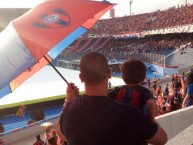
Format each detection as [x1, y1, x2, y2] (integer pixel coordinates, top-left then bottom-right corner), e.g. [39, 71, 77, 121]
[108, 59, 156, 121]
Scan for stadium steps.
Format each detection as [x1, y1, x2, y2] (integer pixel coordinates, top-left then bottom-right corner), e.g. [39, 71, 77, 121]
[76, 38, 93, 52]
[163, 48, 193, 68]
[94, 37, 111, 51]
[67, 38, 83, 52]
[84, 37, 102, 52]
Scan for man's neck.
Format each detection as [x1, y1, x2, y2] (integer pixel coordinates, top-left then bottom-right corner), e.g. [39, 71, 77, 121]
[84, 82, 108, 97]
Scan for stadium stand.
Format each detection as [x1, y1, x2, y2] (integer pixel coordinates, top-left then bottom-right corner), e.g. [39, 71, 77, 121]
[0, 3, 193, 145]
[57, 4, 193, 69]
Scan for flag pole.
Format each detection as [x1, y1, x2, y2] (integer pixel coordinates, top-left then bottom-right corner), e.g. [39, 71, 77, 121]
[44, 56, 69, 84]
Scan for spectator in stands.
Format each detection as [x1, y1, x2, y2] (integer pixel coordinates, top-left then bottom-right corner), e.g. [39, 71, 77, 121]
[157, 106, 167, 116]
[171, 74, 175, 85]
[15, 105, 26, 117]
[182, 73, 193, 108]
[153, 76, 158, 85]
[27, 119, 35, 124]
[181, 72, 186, 81]
[57, 53, 167, 145]
[174, 74, 179, 82]
[46, 137, 57, 145]
[191, 68, 193, 74]
[87, 4, 193, 35]
[152, 81, 157, 96]
[156, 86, 164, 98]
[108, 80, 112, 89]
[0, 138, 4, 145]
[164, 84, 169, 96]
[51, 130, 60, 145]
[146, 77, 151, 89]
[45, 128, 52, 139]
[171, 82, 183, 110]
[108, 59, 157, 122]
[33, 134, 44, 145]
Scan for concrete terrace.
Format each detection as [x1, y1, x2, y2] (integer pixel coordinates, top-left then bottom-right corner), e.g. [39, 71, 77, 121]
[4, 106, 193, 145]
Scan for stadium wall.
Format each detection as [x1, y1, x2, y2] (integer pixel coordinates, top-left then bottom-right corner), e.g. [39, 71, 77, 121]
[145, 63, 178, 76]
[1, 106, 193, 144]
[178, 64, 193, 74]
[156, 106, 193, 140]
[0, 116, 59, 144]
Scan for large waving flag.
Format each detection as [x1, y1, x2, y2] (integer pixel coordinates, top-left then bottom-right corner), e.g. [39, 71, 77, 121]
[0, 0, 114, 98]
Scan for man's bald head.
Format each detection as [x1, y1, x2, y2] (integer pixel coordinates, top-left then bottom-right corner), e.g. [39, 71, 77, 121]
[80, 52, 110, 86]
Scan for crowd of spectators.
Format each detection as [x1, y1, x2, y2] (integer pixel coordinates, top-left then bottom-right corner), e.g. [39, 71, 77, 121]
[59, 4, 193, 64]
[97, 35, 192, 60]
[149, 72, 193, 117]
[88, 4, 193, 35]
[60, 34, 193, 63]
[33, 122, 67, 145]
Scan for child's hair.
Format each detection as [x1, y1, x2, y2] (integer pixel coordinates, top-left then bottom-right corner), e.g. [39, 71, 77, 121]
[174, 82, 181, 89]
[47, 136, 57, 145]
[121, 59, 146, 84]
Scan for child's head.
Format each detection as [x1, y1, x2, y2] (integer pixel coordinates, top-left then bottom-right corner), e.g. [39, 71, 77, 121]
[121, 59, 146, 84]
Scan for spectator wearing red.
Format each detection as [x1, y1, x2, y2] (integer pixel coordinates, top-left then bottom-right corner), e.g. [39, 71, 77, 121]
[46, 137, 57, 145]
[170, 81, 184, 111]
[181, 72, 185, 80]
[33, 135, 44, 145]
[156, 86, 163, 98]
[174, 74, 179, 81]
[0, 138, 4, 145]
[51, 130, 60, 145]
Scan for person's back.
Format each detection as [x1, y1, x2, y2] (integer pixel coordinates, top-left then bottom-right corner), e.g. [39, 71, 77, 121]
[109, 85, 153, 115]
[61, 95, 157, 145]
[33, 135, 44, 145]
[164, 84, 169, 95]
[108, 59, 156, 121]
[57, 52, 167, 145]
[46, 136, 57, 145]
[153, 76, 158, 84]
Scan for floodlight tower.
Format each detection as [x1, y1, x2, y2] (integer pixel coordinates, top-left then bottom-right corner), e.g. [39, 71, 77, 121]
[129, 0, 133, 16]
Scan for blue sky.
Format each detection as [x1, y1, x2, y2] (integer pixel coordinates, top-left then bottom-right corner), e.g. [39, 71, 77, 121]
[0, 0, 193, 18]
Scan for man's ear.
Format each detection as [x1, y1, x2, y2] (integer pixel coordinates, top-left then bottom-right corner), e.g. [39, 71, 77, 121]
[79, 73, 84, 83]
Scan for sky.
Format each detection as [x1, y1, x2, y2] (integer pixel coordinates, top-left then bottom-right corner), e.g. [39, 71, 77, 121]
[0, 0, 193, 18]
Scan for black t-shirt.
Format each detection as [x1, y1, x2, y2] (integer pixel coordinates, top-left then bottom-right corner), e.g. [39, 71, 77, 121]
[60, 95, 158, 145]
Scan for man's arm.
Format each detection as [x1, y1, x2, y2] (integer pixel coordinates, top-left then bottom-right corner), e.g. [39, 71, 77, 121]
[137, 104, 168, 145]
[56, 122, 68, 142]
[182, 94, 190, 108]
[146, 99, 157, 122]
[147, 122, 168, 145]
[57, 82, 79, 142]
